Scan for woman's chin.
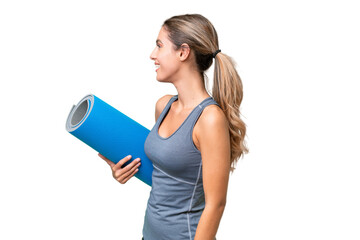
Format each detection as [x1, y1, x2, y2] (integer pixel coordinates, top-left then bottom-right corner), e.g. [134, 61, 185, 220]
[156, 76, 167, 82]
[155, 73, 172, 83]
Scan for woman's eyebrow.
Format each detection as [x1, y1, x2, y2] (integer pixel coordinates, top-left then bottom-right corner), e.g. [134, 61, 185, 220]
[156, 39, 163, 45]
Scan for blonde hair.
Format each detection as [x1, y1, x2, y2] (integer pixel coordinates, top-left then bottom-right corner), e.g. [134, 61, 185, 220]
[163, 14, 248, 171]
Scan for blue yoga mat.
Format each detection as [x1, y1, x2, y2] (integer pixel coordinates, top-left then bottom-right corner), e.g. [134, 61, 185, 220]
[65, 94, 153, 186]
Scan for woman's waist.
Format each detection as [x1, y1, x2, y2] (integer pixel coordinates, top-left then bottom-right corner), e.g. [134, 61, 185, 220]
[146, 199, 204, 219]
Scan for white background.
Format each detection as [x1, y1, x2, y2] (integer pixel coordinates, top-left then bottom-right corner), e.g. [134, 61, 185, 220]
[1, 0, 359, 239]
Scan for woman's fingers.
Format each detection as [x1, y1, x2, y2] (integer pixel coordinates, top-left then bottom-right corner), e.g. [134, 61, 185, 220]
[99, 154, 133, 170]
[119, 157, 141, 172]
[117, 161, 141, 184]
[114, 159, 141, 181]
[98, 153, 141, 184]
[121, 165, 140, 184]
[112, 155, 132, 170]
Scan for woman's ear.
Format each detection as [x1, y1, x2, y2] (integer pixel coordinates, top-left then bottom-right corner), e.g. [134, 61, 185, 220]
[179, 43, 191, 61]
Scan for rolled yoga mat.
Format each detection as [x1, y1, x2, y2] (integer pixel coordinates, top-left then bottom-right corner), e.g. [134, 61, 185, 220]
[65, 94, 153, 186]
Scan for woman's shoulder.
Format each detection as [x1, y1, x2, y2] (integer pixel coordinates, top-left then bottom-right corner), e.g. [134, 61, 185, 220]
[196, 103, 228, 137]
[155, 94, 175, 121]
[193, 103, 229, 152]
[200, 104, 227, 127]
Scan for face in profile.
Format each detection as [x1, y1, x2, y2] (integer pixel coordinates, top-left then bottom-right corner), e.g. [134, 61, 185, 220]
[150, 27, 182, 83]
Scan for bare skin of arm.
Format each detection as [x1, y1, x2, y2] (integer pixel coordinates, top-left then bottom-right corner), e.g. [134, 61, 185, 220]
[194, 105, 231, 240]
[155, 94, 174, 122]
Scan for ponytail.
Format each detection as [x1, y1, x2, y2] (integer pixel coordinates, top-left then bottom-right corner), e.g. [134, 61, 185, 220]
[213, 52, 248, 171]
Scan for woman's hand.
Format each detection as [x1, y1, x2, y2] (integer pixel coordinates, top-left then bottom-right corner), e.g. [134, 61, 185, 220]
[98, 153, 141, 184]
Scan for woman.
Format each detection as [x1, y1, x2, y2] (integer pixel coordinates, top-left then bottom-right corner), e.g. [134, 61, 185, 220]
[99, 14, 248, 240]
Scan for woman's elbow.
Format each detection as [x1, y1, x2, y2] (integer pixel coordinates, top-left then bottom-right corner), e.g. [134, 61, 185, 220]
[219, 200, 227, 212]
[207, 199, 227, 212]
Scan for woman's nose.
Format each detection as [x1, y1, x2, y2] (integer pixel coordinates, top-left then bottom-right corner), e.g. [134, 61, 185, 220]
[150, 47, 157, 60]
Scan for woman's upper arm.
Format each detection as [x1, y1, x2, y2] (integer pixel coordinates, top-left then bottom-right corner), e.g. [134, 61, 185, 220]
[155, 95, 174, 122]
[197, 106, 231, 207]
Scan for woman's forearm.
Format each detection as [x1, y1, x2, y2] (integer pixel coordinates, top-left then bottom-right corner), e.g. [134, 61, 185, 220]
[194, 204, 226, 240]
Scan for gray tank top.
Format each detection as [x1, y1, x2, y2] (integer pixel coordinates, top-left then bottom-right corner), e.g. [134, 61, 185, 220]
[142, 95, 220, 240]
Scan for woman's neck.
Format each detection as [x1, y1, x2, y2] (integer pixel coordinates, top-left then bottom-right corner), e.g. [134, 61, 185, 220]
[171, 71, 210, 110]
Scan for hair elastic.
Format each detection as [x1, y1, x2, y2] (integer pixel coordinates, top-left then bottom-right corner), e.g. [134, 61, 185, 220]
[212, 49, 221, 58]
